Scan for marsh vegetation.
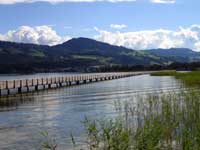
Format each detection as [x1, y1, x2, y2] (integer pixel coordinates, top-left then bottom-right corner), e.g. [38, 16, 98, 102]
[151, 71, 200, 87]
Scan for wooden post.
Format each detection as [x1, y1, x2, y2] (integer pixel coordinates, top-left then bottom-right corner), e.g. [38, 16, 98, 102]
[42, 78, 45, 89]
[35, 79, 39, 91]
[83, 80, 87, 84]
[6, 80, 8, 89]
[65, 77, 68, 84]
[13, 80, 16, 89]
[32, 79, 34, 86]
[35, 85, 38, 91]
[59, 77, 61, 85]
[18, 80, 22, 93]
[5, 81, 10, 95]
[26, 79, 29, 92]
[80, 76, 82, 82]
[76, 80, 79, 85]
[89, 78, 92, 82]
[71, 76, 74, 82]
[7, 89, 10, 95]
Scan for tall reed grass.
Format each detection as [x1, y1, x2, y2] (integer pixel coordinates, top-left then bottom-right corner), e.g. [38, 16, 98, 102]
[42, 90, 200, 150]
[79, 90, 200, 150]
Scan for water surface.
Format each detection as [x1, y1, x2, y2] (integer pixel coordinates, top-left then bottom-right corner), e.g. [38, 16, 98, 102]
[0, 74, 181, 150]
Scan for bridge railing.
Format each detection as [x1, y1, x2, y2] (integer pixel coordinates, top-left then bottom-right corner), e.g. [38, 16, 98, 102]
[0, 72, 142, 90]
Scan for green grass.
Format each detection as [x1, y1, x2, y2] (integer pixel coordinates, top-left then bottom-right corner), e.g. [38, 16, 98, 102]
[31, 50, 45, 58]
[150, 71, 178, 76]
[78, 90, 200, 150]
[151, 71, 200, 87]
[72, 55, 112, 63]
[99, 57, 112, 64]
[72, 55, 98, 60]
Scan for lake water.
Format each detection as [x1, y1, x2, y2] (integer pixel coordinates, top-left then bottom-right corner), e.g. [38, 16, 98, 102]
[0, 74, 182, 150]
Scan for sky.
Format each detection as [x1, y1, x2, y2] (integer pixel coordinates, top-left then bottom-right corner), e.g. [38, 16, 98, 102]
[0, 0, 200, 51]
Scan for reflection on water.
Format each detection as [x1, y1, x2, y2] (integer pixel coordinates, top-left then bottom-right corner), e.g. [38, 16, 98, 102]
[0, 74, 181, 150]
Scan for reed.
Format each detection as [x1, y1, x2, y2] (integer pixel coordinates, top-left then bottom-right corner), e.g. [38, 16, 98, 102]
[41, 90, 200, 150]
[79, 90, 200, 150]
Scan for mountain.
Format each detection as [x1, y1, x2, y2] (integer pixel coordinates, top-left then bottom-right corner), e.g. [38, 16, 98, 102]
[0, 41, 50, 64]
[143, 48, 200, 63]
[50, 38, 166, 66]
[0, 38, 199, 73]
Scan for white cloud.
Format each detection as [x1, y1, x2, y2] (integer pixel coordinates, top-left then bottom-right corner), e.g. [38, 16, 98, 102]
[0, 25, 71, 46]
[94, 25, 200, 51]
[150, 0, 176, 4]
[3, 25, 200, 52]
[110, 24, 127, 30]
[0, 0, 137, 4]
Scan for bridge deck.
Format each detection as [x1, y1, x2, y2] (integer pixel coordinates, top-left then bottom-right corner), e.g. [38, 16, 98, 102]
[0, 72, 147, 96]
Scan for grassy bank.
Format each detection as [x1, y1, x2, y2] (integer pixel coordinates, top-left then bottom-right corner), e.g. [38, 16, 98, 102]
[150, 71, 178, 76]
[151, 71, 200, 87]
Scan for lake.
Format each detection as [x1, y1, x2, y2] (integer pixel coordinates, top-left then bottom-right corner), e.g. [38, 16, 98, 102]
[0, 73, 181, 150]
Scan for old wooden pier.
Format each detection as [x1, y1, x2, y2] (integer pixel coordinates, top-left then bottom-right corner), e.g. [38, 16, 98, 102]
[0, 72, 146, 96]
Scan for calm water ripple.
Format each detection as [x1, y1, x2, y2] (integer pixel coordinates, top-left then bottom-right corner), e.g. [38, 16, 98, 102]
[0, 74, 181, 150]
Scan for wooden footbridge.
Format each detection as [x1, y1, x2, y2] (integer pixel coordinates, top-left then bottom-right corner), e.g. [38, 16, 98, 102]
[0, 72, 147, 96]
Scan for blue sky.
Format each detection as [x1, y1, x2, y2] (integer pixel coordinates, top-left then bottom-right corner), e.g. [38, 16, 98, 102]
[1, 0, 200, 51]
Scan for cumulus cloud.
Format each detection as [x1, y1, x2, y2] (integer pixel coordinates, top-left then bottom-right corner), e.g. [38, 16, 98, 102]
[3, 24, 200, 52]
[110, 24, 127, 30]
[150, 0, 176, 4]
[94, 25, 200, 51]
[0, 0, 137, 4]
[0, 25, 70, 45]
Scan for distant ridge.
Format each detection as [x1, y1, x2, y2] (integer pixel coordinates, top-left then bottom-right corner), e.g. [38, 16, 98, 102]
[143, 48, 200, 62]
[0, 37, 200, 73]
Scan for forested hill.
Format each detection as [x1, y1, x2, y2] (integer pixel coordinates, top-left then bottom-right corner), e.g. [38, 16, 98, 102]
[143, 48, 200, 63]
[0, 37, 199, 73]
